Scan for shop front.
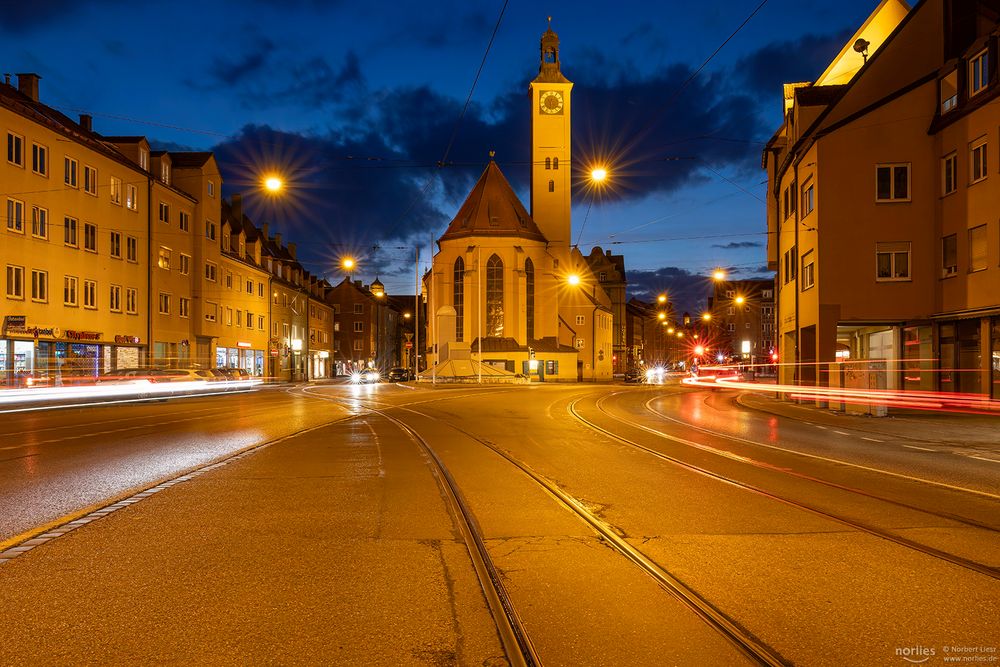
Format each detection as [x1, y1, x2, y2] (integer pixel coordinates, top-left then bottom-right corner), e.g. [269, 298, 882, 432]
[215, 343, 265, 376]
[1, 317, 146, 386]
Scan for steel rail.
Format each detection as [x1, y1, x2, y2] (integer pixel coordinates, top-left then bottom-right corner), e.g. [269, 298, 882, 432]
[570, 395, 1000, 582]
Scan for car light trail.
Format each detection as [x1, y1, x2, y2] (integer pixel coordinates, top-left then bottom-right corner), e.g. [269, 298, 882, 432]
[0, 379, 261, 408]
[682, 369, 1000, 415]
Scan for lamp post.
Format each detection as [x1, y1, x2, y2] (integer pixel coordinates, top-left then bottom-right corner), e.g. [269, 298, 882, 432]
[371, 277, 385, 373]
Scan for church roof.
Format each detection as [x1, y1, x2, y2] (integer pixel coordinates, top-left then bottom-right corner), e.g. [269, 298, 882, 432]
[439, 160, 548, 244]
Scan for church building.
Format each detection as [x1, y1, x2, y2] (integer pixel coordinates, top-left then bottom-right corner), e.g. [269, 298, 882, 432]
[425, 22, 614, 382]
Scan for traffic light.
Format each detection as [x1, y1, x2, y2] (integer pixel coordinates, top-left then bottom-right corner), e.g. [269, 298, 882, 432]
[694, 345, 705, 356]
[528, 347, 535, 360]
[771, 351, 779, 363]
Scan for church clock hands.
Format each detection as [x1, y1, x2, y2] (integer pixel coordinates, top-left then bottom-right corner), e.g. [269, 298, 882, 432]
[539, 90, 564, 115]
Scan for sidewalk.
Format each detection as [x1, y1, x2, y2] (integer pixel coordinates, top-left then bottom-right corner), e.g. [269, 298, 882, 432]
[0, 416, 501, 664]
[737, 391, 1000, 448]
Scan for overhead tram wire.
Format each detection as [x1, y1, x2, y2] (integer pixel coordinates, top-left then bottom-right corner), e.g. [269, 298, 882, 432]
[622, 0, 770, 156]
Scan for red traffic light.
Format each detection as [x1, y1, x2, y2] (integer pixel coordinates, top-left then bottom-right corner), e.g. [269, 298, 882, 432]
[771, 352, 779, 362]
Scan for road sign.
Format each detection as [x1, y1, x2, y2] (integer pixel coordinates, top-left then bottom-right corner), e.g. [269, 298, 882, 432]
[405, 342, 413, 349]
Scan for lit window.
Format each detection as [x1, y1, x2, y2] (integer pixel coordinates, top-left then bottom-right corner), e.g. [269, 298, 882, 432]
[575, 338, 585, 349]
[110, 176, 122, 205]
[161, 161, 170, 185]
[875, 164, 910, 202]
[875, 242, 911, 281]
[158, 247, 171, 270]
[940, 70, 957, 113]
[126, 184, 138, 211]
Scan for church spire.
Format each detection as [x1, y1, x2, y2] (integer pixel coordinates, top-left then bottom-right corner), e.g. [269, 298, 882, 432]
[538, 17, 563, 81]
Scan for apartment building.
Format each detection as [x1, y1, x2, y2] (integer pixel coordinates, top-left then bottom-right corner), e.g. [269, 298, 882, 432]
[763, 0, 1000, 398]
[586, 247, 627, 375]
[707, 278, 776, 363]
[2, 74, 149, 383]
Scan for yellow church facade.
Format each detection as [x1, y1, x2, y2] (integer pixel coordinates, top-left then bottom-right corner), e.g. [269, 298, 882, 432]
[425, 23, 613, 382]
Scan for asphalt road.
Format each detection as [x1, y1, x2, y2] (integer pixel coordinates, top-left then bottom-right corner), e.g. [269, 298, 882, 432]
[1, 380, 997, 665]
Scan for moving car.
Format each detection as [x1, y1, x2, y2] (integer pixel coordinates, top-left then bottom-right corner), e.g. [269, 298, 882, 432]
[349, 369, 382, 384]
[623, 368, 643, 384]
[388, 367, 411, 382]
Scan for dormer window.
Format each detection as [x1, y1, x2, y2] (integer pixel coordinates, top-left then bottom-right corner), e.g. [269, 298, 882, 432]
[161, 161, 170, 185]
[139, 148, 148, 170]
[970, 49, 988, 97]
[940, 70, 957, 113]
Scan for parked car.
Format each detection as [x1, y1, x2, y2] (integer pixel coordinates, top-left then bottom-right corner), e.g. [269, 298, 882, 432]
[623, 368, 643, 384]
[219, 367, 250, 380]
[156, 369, 216, 383]
[388, 367, 411, 381]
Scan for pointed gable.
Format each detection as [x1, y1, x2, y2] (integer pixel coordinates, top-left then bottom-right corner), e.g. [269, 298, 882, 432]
[439, 161, 548, 243]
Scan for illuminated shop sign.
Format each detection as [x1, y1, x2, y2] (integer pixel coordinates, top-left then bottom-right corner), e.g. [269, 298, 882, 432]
[65, 330, 102, 341]
[114, 335, 141, 344]
[237, 341, 252, 348]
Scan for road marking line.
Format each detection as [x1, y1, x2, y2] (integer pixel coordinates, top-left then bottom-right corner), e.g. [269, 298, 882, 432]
[861, 437, 884, 443]
[967, 455, 1000, 465]
[814, 425, 827, 430]
[903, 445, 936, 452]
[833, 430, 850, 436]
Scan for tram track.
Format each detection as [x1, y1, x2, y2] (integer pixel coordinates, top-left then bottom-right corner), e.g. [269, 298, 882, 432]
[568, 394, 1000, 582]
[302, 386, 788, 667]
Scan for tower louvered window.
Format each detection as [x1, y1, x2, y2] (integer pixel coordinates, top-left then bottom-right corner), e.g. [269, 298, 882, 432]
[454, 257, 464, 341]
[525, 258, 535, 341]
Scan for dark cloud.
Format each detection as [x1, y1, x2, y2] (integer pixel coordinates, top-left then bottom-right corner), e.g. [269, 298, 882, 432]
[0, 0, 120, 32]
[736, 30, 854, 96]
[208, 37, 275, 87]
[149, 139, 199, 152]
[626, 266, 713, 316]
[211, 124, 448, 277]
[711, 241, 762, 249]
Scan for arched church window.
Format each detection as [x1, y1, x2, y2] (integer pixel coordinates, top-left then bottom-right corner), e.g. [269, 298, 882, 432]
[454, 257, 464, 342]
[553, 157, 559, 170]
[525, 258, 535, 341]
[545, 157, 551, 170]
[486, 254, 504, 338]
[548, 180, 554, 193]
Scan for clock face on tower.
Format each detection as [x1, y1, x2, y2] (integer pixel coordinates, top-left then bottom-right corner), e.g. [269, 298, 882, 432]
[539, 90, 564, 115]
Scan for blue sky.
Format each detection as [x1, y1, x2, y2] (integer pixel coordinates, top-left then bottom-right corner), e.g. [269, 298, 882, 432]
[0, 0, 882, 312]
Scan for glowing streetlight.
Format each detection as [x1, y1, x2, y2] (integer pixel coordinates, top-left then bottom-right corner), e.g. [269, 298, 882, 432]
[667, 327, 674, 334]
[702, 313, 712, 321]
[735, 295, 746, 305]
[694, 345, 705, 356]
[657, 312, 667, 321]
[713, 269, 727, 281]
[567, 274, 581, 286]
[657, 294, 667, 304]
[403, 312, 412, 320]
[264, 175, 284, 193]
[590, 167, 608, 183]
[677, 332, 684, 338]
[341, 257, 355, 271]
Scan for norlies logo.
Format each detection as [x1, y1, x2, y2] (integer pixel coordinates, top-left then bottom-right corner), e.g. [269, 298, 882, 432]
[896, 646, 936, 663]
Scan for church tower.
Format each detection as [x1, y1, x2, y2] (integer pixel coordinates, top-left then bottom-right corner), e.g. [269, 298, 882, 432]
[529, 19, 573, 248]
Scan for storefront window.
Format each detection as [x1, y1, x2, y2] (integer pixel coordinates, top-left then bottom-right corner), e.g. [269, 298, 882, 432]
[991, 317, 1000, 400]
[228, 348, 239, 368]
[216, 347, 227, 369]
[902, 326, 932, 391]
[254, 351, 264, 377]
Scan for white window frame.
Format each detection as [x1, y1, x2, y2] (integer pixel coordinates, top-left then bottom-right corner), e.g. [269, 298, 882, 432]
[64, 216, 79, 247]
[110, 231, 122, 259]
[179, 211, 189, 232]
[30, 269, 48, 302]
[83, 279, 97, 309]
[206, 220, 217, 241]
[158, 247, 171, 270]
[179, 254, 190, 275]
[7, 132, 24, 167]
[64, 156, 78, 188]
[875, 242, 912, 282]
[353, 321, 364, 332]
[126, 183, 138, 211]
[875, 163, 910, 202]
[64, 275, 78, 306]
[6, 264, 24, 299]
[83, 222, 98, 253]
[970, 139, 987, 184]
[83, 165, 98, 195]
[801, 181, 815, 217]
[205, 261, 217, 282]
[6, 198, 25, 233]
[126, 236, 138, 263]
[31, 142, 47, 176]
[180, 297, 190, 319]
[159, 202, 170, 224]
[205, 302, 218, 322]
[801, 250, 815, 290]
[942, 152, 957, 196]
[109, 284, 122, 313]
[969, 49, 989, 97]
[110, 176, 122, 205]
[159, 292, 171, 315]
[126, 287, 138, 314]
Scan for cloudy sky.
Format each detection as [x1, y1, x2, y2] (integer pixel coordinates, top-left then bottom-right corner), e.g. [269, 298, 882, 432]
[0, 0, 880, 312]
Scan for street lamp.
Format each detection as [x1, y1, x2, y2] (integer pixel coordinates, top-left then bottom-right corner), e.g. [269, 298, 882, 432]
[264, 175, 283, 193]
[567, 273, 581, 286]
[657, 293, 667, 305]
[371, 277, 385, 372]
[702, 312, 712, 321]
[713, 269, 727, 282]
[590, 167, 608, 183]
[735, 295, 746, 305]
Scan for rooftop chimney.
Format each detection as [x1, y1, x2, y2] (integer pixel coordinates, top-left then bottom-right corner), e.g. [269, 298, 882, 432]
[287, 242, 296, 259]
[16, 73, 40, 102]
[261, 222, 269, 240]
[274, 233, 282, 248]
[231, 193, 243, 224]
[79, 114, 92, 132]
